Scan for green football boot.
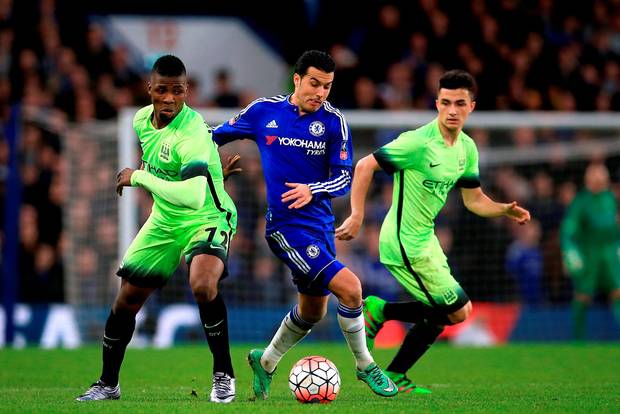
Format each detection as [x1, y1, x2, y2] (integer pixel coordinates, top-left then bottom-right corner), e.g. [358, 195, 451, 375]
[356, 362, 398, 397]
[247, 349, 273, 400]
[387, 371, 432, 394]
[363, 296, 386, 351]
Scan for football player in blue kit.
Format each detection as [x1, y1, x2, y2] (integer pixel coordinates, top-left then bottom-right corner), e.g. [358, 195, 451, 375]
[213, 50, 396, 399]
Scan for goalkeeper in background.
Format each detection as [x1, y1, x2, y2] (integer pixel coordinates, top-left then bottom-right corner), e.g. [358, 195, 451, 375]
[76, 55, 238, 403]
[560, 162, 620, 340]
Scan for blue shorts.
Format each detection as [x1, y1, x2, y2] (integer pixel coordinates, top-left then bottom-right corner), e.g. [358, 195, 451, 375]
[266, 226, 345, 296]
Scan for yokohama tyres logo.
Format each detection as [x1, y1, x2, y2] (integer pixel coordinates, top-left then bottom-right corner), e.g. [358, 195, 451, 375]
[264, 136, 326, 155]
[265, 136, 326, 149]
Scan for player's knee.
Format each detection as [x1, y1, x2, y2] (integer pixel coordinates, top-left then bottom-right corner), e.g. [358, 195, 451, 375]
[113, 298, 141, 316]
[338, 286, 362, 308]
[447, 301, 472, 325]
[113, 292, 146, 315]
[331, 279, 362, 308]
[190, 278, 218, 302]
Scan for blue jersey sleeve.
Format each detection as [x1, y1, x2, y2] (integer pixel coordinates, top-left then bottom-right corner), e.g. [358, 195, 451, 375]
[307, 107, 353, 199]
[212, 101, 259, 146]
[308, 166, 352, 199]
[326, 106, 353, 168]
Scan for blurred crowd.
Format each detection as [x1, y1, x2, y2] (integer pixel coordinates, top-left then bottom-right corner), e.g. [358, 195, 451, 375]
[1, 0, 620, 308]
[320, 0, 620, 111]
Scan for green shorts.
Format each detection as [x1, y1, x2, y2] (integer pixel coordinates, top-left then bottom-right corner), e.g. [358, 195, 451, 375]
[117, 212, 236, 288]
[569, 245, 620, 296]
[383, 235, 469, 311]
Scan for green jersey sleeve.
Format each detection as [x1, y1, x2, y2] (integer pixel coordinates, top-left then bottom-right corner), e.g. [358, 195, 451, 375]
[560, 194, 584, 274]
[372, 131, 425, 174]
[456, 138, 480, 188]
[131, 171, 207, 209]
[175, 120, 215, 180]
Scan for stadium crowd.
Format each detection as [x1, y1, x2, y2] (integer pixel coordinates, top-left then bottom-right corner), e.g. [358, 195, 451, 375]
[1, 0, 619, 307]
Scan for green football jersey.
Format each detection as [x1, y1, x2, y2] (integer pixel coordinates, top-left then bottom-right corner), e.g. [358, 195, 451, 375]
[132, 104, 236, 223]
[373, 119, 480, 265]
[561, 189, 620, 252]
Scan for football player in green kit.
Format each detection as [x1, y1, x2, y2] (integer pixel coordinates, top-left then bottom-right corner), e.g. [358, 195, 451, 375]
[561, 162, 620, 340]
[77, 55, 238, 403]
[336, 70, 531, 394]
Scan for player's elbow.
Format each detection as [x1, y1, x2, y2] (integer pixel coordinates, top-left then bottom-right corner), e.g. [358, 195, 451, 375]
[355, 155, 375, 174]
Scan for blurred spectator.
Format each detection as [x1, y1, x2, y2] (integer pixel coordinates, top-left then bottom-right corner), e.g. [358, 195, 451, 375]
[529, 171, 563, 239]
[81, 22, 113, 81]
[506, 219, 544, 304]
[210, 68, 240, 108]
[352, 76, 385, 109]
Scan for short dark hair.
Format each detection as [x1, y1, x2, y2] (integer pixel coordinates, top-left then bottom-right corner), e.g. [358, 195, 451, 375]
[438, 69, 477, 100]
[152, 54, 186, 77]
[294, 50, 335, 76]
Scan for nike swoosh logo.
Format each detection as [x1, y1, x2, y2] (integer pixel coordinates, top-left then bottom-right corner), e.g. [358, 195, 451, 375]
[204, 319, 224, 329]
[210, 244, 225, 251]
[385, 381, 396, 392]
[103, 335, 121, 341]
[429, 162, 440, 168]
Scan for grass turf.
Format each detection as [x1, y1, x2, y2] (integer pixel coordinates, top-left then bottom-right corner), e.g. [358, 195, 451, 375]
[1, 343, 619, 413]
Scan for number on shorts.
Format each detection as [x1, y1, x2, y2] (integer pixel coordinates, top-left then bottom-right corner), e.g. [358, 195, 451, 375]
[204, 227, 217, 243]
[204, 227, 231, 252]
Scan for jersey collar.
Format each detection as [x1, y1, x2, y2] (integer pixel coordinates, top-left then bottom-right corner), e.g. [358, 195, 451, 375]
[149, 103, 187, 131]
[432, 118, 464, 147]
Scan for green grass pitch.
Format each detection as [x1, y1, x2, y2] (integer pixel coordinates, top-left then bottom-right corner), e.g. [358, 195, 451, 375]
[1, 343, 619, 413]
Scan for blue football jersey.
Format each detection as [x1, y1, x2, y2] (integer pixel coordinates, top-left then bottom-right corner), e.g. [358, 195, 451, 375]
[213, 95, 353, 232]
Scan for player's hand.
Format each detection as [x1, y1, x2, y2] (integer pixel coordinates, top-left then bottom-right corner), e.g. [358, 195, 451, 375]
[335, 215, 363, 241]
[116, 167, 135, 196]
[282, 183, 313, 209]
[223, 154, 242, 181]
[503, 201, 531, 225]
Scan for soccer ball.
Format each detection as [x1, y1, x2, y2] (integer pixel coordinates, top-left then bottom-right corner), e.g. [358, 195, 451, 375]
[288, 355, 340, 403]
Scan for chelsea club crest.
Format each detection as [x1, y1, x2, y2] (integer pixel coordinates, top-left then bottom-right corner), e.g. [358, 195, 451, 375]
[309, 121, 325, 137]
[306, 244, 320, 259]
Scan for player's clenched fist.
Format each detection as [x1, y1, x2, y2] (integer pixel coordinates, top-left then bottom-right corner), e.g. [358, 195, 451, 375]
[116, 167, 135, 196]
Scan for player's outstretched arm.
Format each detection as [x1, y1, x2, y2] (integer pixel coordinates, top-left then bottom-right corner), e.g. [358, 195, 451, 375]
[336, 154, 381, 240]
[461, 187, 531, 224]
[116, 167, 207, 210]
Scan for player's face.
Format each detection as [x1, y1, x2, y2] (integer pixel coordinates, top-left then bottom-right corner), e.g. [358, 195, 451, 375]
[148, 73, 188, 127]
[435, 88, 475, 133]
[292, 67, 334, 114]
[585, 164, 610, 193]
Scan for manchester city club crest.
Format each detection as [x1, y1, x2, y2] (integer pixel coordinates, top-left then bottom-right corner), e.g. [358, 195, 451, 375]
[306, 244, 320, 259]
[159, 141, 171, 162]
[309, 121, 325, 137]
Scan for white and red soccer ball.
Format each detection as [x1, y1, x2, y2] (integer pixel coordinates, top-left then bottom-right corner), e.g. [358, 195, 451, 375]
[288, 356, 340, 404]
